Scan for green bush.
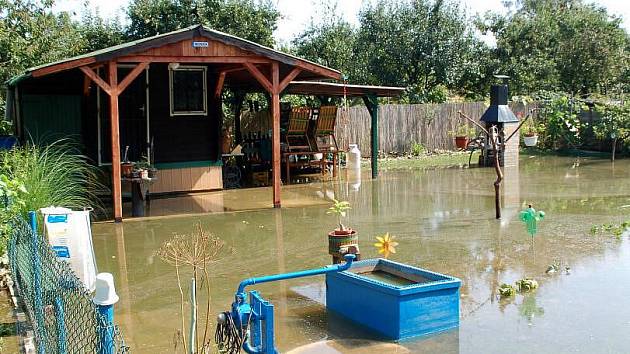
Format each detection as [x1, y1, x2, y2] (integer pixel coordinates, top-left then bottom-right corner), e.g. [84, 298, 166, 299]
[410, 142, 426, 156]
[0, 139, 105, 253]
[535, 92, 587, 149]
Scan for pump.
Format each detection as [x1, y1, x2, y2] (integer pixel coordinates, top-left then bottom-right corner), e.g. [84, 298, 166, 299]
[215, 254, 355, 354]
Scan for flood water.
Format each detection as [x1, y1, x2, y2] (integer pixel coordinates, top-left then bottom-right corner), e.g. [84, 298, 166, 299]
[92, 155, 630, 354]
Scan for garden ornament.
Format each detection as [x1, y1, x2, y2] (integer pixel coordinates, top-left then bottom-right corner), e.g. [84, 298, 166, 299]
[520, 205, 545, 237]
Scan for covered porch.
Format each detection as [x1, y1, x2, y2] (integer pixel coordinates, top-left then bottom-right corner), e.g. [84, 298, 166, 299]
[7, 25, 403, 222]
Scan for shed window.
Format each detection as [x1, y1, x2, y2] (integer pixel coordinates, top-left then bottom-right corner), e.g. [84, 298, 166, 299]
[169, 66, 207, 116]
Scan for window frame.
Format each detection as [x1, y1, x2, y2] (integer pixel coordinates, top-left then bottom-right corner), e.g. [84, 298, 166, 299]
[168, 65, 208, 117]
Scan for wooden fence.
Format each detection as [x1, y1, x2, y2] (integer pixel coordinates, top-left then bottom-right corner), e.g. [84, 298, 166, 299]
[335, 102, 531, 155]
[240, 101, 532, 156]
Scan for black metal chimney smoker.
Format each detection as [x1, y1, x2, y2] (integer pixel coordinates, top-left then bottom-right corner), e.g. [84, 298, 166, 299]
[478, 76, 520, 168]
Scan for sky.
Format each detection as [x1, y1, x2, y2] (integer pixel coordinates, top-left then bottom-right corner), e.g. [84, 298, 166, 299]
[56, 0, 630, 45]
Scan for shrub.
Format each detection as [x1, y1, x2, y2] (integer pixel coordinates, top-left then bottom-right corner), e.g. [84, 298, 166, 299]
[535, 92, 587, 149]
[410, 142, 426, 156]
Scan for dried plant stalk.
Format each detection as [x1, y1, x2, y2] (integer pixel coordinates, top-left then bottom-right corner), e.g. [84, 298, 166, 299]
[156, 223, 227, 354]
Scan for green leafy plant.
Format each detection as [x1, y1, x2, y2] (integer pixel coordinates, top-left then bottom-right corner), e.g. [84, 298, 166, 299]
[0, 120, 13, 136]
[522, 117, 544, 137]
[498, 283, 516, 298]
[448, 124, 476, 138]
[593, 101, 630, 162]
[410, 141, 426, 156]
[0, 174, 27, 255]
[536, 92, 587, 149]
[327, 199, 351, 231]
[134, 155, 152, 170]
[515, 278, 539, 292]
[590, 221, 630, 239]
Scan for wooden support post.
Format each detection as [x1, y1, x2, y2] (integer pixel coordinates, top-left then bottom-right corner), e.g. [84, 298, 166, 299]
[108, 61, 123, 222]
[271, 63, 281, 208]
[233, 91, 245, 145]
[363, 94, 379, 179]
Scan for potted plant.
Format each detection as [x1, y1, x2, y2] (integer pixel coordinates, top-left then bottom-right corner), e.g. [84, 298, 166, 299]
[0, 120, 17, 150]
[138, 155, 157, 178]
[135, 157, 152, 179]
[326, 199, 358, 256]
[522, 118, 540, 147]
[448, 124, 476, 150]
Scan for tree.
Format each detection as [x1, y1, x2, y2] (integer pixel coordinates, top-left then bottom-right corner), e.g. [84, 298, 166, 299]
[354, 0, 478, 103]
[126, 0, 280, 46]
[292, 1, 359, 81]
[593, 101, 630, 161]
[79, 6, 126, 52]
[479, 0, 630, 96]
[0, 0, 85, 116]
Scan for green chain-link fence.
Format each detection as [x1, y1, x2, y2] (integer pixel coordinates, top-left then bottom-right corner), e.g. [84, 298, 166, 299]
[8, 215, 129, 353]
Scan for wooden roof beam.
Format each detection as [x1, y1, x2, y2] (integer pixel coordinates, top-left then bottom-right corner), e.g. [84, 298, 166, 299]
[214, 71, 227, 98]
[32, 57, 97, 78]
[243, 62, 273, 93]
[278, 67, 302, 93]
[295, 60, 342, 80]
[117, 55, 271, 64]
[117, 62, 149, 95]
[80, 66, 112, 96]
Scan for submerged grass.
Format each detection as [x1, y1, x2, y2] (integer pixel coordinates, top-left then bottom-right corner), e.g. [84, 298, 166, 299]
[366, 151, 479, 170]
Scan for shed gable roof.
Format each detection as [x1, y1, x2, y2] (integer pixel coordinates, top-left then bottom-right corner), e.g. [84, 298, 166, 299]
[13, 24, 341, 82]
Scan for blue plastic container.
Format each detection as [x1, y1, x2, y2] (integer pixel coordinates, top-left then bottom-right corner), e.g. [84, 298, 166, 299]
[326, 258, 461, 340]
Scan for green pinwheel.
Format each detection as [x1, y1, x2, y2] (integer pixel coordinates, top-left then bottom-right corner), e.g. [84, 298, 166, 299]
[520, 205, 545, 237]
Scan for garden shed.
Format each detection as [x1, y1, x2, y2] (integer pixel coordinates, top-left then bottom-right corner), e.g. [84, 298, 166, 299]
[5, 25, 402, 221]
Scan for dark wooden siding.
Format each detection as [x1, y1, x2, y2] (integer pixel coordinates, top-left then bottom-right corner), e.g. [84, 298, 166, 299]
[148, 63, 221, 163]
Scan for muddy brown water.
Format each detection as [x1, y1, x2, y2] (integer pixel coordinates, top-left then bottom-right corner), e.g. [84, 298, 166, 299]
[92, 155, 630, 354]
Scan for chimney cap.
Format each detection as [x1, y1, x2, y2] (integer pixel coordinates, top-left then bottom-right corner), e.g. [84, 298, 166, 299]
[493, 74, 510, 80]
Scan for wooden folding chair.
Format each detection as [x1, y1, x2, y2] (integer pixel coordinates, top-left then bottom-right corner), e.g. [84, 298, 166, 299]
[313, 105, 339, 151]
[285, 107, 312, 151]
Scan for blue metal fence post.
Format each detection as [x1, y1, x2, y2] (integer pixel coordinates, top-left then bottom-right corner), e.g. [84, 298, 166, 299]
[97, 304, 114, 354]
[28, 211, 46, 354]
[55, 297, 67, 354]
[93, 273, 119, 354]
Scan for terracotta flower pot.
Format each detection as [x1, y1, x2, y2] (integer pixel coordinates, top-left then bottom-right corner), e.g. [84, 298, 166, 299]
[222, 132, 233, 154]
[121, 163, 134, 177]
[454, 136, 469, 150]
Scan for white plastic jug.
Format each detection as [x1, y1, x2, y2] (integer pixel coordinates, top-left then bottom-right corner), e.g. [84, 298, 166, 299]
[41, 207, 98, 292]
[347, 144, 361, 169]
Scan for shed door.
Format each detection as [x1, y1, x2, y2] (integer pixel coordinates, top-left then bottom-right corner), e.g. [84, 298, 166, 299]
[101, 66, 149, 163]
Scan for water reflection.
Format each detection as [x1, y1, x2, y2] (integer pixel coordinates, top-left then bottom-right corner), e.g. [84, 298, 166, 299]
[518, 294, 544, 325]
[91, 155, 630, 353]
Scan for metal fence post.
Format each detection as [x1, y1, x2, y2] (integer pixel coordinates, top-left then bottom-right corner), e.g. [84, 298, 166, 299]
[55, 297, 67, 354]
[93, 273, 119, 354]
[28, 211, 46, 354]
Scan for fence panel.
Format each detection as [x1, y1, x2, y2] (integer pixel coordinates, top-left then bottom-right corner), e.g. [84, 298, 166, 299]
[336, 102, 532, 155]
[9, 216, 129, 354]
[238, 101, 533, 155]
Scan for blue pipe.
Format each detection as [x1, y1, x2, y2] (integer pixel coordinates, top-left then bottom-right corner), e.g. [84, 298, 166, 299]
[236, 254, 355, 302]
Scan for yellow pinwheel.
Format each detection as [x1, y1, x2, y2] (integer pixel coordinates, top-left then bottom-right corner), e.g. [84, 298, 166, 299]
[374, 233, 398, 258]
